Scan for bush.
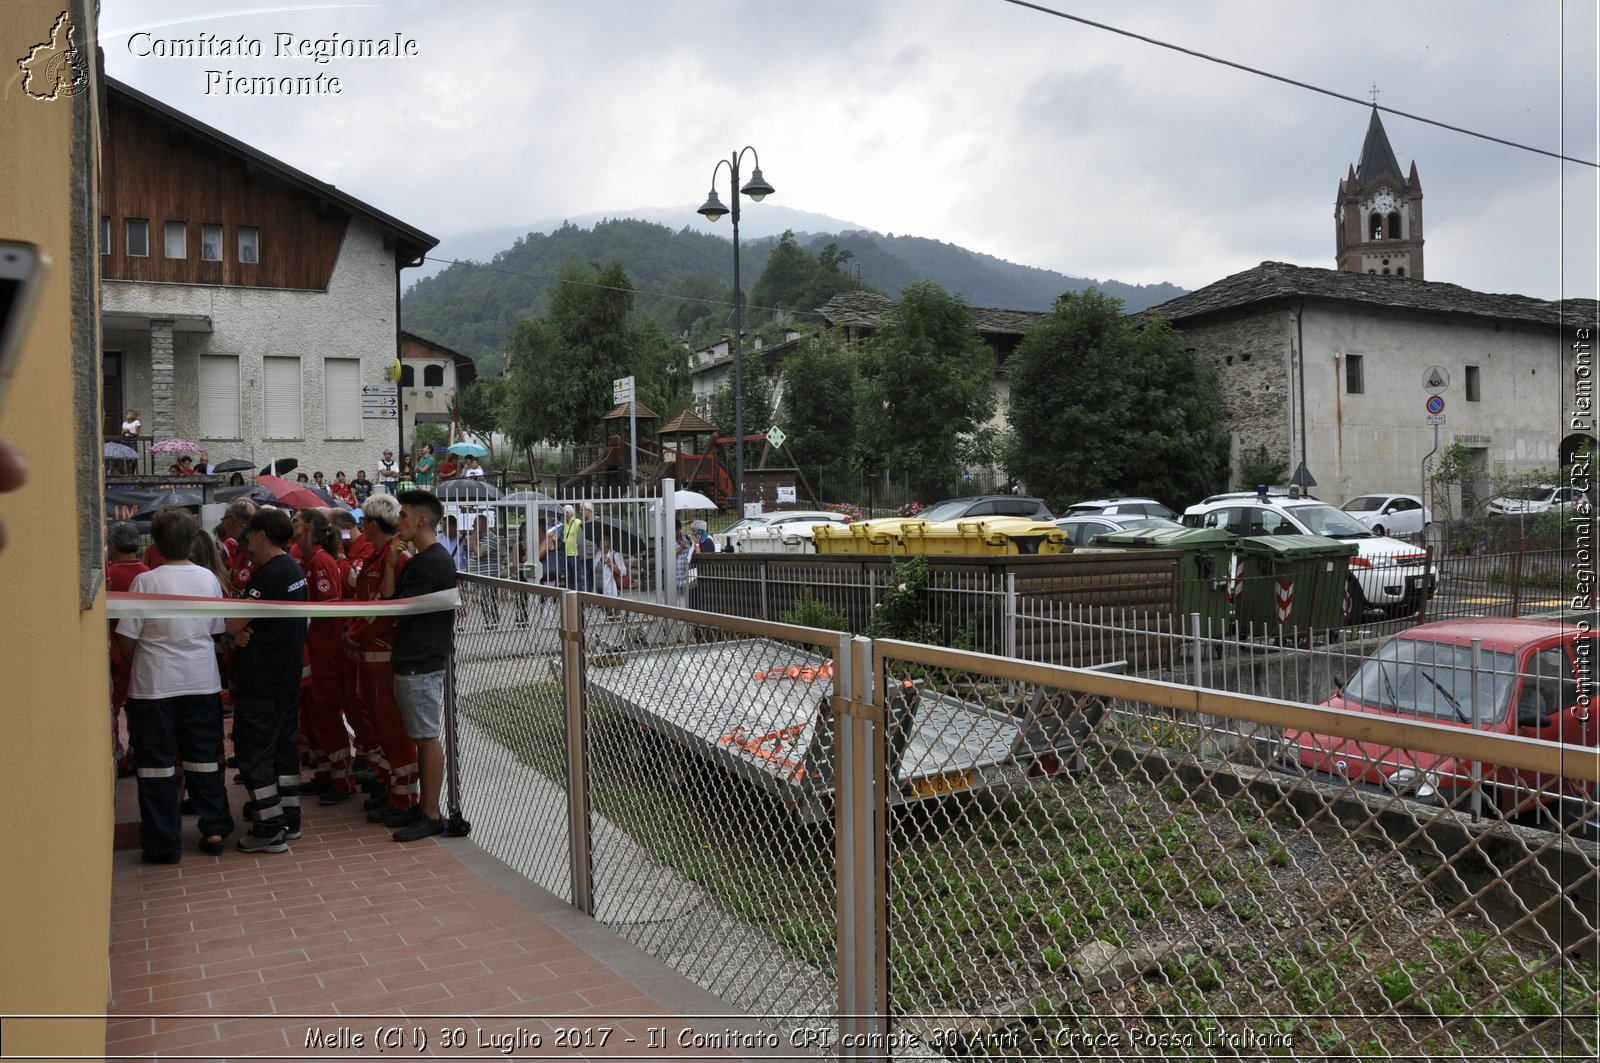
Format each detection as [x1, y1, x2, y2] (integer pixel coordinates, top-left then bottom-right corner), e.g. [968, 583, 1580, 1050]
[781, 587, 849, 633]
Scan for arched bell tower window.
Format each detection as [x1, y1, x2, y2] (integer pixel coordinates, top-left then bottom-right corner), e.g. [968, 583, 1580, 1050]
[1387, 211, 1402, 239]
[423, 365, 444, 387]
[1396, 267, 1405, 277]
[1369, 212, 1384, 240]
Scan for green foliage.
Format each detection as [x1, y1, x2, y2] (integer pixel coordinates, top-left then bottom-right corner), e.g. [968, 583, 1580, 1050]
[454, 377, 505, 457]
[709, 364, 775, 473]
[412, 423, 447, 452]
[853, 281, 996, 500]
[497, 261, 676, 447]
[1002, 290, 1225, 510]
[748, 231, 862, 323]
[778, 333, 858, 484]
[1239, 443, 1287, 491]
[866, 557, 939, 643]
[780, 587, 849, 632]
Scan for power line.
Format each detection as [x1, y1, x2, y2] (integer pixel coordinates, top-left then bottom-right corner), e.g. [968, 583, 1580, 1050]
[996, 0, 1598, 169]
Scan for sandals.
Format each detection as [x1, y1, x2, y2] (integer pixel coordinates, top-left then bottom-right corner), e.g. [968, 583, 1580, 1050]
[199, 834, 225, 856]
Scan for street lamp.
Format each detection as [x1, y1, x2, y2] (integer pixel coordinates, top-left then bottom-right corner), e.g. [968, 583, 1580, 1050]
[698, 146, 774, 518]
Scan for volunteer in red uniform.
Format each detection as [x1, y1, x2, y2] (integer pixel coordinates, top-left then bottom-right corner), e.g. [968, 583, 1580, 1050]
[330, 509, 378, 778]
[344, 493, 419, 824]
[292, 508, 355, 803]
[220, 500, 257, 595]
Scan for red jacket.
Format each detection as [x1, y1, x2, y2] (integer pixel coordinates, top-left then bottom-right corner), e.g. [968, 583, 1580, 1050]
[347, 538, 408, 663]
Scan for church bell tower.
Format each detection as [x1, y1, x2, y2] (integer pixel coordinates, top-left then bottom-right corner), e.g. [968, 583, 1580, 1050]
[1335, 107, 1423, 279]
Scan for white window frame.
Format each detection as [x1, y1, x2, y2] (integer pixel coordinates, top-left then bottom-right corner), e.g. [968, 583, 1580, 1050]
[125, 219, 148, 258]
[199, 355, 241, 439]
[101, 216, 110, 256]
[263, 356, 303, 439]
[200, 223, 222, 262]
[323, 358, 362, 440]
[163, 221, 186, 259]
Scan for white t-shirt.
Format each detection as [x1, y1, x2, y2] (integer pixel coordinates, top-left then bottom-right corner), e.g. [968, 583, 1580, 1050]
[117, 562, 226, 699]
[121, 418, 140, 436]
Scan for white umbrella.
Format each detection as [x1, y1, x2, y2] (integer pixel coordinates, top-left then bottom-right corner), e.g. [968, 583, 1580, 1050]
[673, 489, 718, 510]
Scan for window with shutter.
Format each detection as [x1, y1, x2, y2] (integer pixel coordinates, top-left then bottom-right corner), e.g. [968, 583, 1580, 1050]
[263, 356, 302, 439]
[324, 358, 361, 439]
[199, 355, 240, 439]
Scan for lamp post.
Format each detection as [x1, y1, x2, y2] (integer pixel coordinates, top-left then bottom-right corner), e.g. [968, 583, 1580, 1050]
[697, 147, 774, 518]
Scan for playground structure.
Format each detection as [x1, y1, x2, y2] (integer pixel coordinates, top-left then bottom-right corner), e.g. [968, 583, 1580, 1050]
[569, 404, 814, 512]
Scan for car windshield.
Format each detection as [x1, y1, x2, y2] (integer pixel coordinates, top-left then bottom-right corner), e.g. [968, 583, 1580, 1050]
[723, 516, 771, 534]
[1342, 638, 1517, 724]
[919, 500, 974, 522]
[1505, 486, 1554, 502]
[1289, 503, 1375, 538]
[1343, 496, 1386, 511]
[1120, 517, 1183, 531]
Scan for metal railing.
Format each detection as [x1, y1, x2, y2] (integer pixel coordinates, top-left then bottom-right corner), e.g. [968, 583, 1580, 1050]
[445, 573, 1600, 1060]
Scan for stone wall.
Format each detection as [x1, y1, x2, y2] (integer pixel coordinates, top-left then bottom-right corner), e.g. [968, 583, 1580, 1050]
[1169, 307, 1294, 489]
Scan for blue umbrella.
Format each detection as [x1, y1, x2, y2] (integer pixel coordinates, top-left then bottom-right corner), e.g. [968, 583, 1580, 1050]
[446, 441, 488, 458]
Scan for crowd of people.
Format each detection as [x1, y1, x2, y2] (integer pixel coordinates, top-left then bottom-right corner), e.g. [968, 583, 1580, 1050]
[108, 488, 459, 863]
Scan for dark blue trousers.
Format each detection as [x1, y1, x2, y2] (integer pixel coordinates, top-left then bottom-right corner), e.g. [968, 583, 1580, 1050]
[233, 692, 301, 837]
[125, 693, 233, 858]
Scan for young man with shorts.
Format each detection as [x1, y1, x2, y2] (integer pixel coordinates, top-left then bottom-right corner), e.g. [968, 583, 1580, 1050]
[384, 489, 457, 843]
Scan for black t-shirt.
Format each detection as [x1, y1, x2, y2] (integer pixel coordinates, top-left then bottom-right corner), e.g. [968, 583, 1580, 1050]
[393, 541, 457, 675]
[234, 552, 308, 698]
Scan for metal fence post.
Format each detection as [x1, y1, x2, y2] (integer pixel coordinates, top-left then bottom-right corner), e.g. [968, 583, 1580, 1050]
[1469, 636, 1484, 823]
[1003, 571, 1018, 661]
[835, 634, 886, 1060]
[759, 559, 771, 622]
[441, 653, 472, 836]
[1509, 537, 1526, 618]
[561, 590, 595, 914]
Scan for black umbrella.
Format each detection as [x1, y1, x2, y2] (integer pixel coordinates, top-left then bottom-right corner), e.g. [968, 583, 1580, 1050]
[128, 488, 206, 521]
[213, 458, 254, 474]
[259, 457, 299, 476]
[501, 489, 553, 503]
[435, 477, 502, 501]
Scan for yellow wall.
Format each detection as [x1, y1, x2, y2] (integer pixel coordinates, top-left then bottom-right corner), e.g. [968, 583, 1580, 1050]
[0, 3, 112, 1060]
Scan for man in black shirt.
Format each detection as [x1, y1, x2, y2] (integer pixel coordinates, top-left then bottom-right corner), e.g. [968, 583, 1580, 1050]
[227, 507, 309, 854]
[384, 489, 457, 842]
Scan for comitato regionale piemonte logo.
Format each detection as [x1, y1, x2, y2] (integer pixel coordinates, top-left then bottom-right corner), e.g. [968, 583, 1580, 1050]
[17, 11, 89, 101]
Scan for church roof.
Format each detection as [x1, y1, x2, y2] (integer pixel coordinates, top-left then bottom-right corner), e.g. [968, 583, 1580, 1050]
[1355, 108, 1407, 190]
[1130, 261, 1596, 331]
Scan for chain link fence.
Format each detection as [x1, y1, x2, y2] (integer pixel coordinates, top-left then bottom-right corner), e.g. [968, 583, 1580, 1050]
[446, 573, 1599, 1060]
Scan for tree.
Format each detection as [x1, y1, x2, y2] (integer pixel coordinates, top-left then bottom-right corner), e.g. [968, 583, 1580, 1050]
[778, 333, 858, 482]
[454, 378, 505, 459]
[710, 366, 775, 472]
[853, 280, 995, 499]
[499, 261, 654, 448]
[1003, 290, 1225, 509]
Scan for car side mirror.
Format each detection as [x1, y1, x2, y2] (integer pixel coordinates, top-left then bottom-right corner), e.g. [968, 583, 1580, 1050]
[1331, 675, 1344, 692]
[1516, 705, 1556, 728]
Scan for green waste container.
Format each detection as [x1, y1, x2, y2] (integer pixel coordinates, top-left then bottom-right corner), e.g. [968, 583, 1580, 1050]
[1095, 526, 1238, 629]
[1231, 534, 1355, 631]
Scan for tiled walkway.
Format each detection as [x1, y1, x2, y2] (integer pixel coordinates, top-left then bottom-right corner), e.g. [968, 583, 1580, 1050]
[106, 778, 787, 1061]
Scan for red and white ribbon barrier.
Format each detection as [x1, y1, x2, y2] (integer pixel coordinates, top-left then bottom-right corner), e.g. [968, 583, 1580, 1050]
[106, 588, 460, 620]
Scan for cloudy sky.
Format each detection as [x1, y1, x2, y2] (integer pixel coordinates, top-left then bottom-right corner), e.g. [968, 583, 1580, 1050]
[97, 0, 1597, 300]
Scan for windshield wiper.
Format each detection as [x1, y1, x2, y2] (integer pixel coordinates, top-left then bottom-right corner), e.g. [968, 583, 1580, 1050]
[1376, 664, 1400, 710]
[1417, 667, 1469, 723]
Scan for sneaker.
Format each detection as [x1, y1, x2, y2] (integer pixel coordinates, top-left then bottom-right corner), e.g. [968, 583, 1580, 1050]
[284, 821, 302, 841]
[393, 815, 445, 843]
[362, 792, 390, 812]
[141, 850, 182, 865]
[237, 831, 288, 854]
[382, 805, 424, 829]
[319, 788, 356, 806]
[366, 804, 397, 823]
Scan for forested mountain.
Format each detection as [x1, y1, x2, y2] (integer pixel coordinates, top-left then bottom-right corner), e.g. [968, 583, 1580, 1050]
[400, 217, 1186, 378]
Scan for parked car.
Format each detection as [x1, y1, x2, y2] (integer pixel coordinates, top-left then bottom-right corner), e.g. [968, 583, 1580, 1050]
[914, 495, 1053, 522]
[1342, 493, 1432, 537]
[1059, 497, 1178, 520]
[1055, 513, 1183, 548]
[1281, 618, 1598, 831]
[719, 510, 849, 552]
[1485, 484, 1590, 516]
[1182, 494, 1435, 621]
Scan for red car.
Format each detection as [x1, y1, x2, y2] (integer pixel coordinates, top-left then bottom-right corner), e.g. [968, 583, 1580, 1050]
[1284, 618, 1598, 831]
